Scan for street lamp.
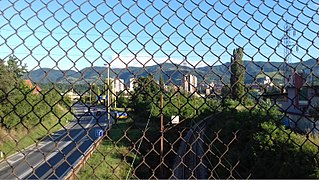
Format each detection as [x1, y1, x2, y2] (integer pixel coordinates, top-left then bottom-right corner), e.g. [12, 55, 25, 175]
[89, 82, 93, 104]
[104, 64, 111, 129]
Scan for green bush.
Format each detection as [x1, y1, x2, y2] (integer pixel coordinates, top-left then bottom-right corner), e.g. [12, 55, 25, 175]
[251, 122, 319, 178]
[118, 94, 129, 108]
[207, 105, 319, 178]
[0, 67, 72, 129]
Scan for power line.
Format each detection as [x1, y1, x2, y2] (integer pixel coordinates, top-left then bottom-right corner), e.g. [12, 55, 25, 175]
[0, 42, 285, 53]
[0, 28, 273, 41]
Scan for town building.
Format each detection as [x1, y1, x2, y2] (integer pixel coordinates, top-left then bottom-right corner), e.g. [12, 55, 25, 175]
[213, 84, 224, 95]
[205, 88, 211, 95]
[183, 74, 197, 93]
[263, 76, 274, 87]
[273, 72, 319, 134]
[64, 90, 80, 101]
[202, 82, 215, 95]
[113, 78, 125, 93]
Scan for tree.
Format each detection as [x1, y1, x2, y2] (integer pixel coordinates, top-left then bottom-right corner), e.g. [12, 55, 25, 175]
[131, 76, 160, 117]
[230, 47, 245, 101]
[0, 56, 26, 94]
[7, 56, 26, 81]
[118, 93, 129, 108]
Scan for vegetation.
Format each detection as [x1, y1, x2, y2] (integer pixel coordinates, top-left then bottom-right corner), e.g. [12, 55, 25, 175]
[0, 105, 72, 157]
[230, 47, 245, 101]
[130, 76, 160, 117]
[0, 56, 73, 157]
[130, 75, 220, 121]
[117, 92, 129, 108]
[205, 101, 319, 179]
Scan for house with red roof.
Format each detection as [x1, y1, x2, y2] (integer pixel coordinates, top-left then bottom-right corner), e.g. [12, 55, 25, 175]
[24, 80, 42, 95]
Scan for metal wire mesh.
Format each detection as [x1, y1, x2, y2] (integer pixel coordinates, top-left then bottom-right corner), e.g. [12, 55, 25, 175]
[0, 0, 319, 179]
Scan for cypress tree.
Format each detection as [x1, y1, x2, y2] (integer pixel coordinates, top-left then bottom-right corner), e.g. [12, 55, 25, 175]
[230, 47, 245, 101]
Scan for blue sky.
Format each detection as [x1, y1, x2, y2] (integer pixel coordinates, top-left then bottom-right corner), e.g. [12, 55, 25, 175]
[0, 0, 318, 71]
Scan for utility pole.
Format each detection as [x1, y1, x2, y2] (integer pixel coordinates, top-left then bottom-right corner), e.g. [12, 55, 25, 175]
[90, 83, 94, 104]
[114, 80, 117, 108]
[178, 87, 180, 114]
[108, 65, 110, 129]
[160, 92, 164, 177]
[97, 86, 100, 102]
[89, 83, 92, 104]
[104, 77, 107, 108]
[194, 91, 196, 116]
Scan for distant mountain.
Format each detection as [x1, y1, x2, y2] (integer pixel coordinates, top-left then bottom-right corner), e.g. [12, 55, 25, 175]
[26, 58, 319, 85]
[26, 68, 77, 84]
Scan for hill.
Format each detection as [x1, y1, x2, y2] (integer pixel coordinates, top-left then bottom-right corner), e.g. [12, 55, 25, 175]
[26, 68, 78, 84]
[26, 59, 318, 85]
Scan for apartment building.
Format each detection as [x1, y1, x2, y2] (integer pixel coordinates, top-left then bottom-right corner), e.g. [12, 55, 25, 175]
[183, 74, 197, 93]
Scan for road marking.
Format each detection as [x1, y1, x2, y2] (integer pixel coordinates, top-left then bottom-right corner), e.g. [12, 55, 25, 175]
[0, 122, 77, 169]
[6, 154, 24, 163]
[0, 115, 82, 171]
[18, 116, 95, 179]
[0, 107, 89, 173]
[81, 136, 90, 142]
[0, 111, 88, 170]
[0, 107, 98, 177]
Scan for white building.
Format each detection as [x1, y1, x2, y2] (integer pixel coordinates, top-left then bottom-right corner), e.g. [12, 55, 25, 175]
[263, 76, 274, 87]
[183, 74, 197, 93]
[113, 78, 125, 93]
[64, 90, 80, 101]
[129, 78, 136, 91]
[206, 88, 211, 95]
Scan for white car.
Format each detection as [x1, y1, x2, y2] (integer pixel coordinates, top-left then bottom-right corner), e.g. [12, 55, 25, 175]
[83, 109, 91, 116]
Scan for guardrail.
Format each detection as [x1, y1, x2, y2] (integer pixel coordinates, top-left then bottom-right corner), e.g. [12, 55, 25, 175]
[171, 114, 216, 179]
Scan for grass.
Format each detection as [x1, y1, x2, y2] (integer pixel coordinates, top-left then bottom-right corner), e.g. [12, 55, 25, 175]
[0, 105, 73, 159]
[76, 117, 144, 179]
[76, 103, 221, 179]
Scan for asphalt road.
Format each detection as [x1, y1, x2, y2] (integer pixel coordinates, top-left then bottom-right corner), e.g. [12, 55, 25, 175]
[0, 103, 113, 179]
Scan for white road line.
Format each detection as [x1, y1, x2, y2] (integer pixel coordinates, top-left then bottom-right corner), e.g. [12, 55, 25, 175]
[0, 113, 86, 174]
[0, 110, 89, 170]
[0, 107, 97, 176]
[0, 122, 78, 170]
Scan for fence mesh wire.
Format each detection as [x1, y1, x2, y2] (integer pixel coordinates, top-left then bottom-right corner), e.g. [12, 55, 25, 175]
[1, 0, 319, 179]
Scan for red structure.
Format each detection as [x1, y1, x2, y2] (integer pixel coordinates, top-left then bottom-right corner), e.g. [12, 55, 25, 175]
[24, 80, 42, 95]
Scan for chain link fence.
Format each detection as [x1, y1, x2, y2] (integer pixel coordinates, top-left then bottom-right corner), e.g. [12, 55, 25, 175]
[0, 0, 319, 179]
